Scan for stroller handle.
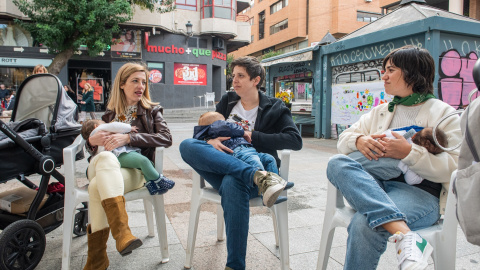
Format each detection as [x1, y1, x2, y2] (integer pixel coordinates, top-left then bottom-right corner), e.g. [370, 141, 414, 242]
[0, 119, 55, 174]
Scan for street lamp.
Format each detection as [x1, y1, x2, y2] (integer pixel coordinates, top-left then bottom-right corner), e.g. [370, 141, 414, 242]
[186, 21, 193, 37]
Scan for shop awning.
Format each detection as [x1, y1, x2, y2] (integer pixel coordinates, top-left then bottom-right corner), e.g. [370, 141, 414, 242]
[261, 45, 319, 67]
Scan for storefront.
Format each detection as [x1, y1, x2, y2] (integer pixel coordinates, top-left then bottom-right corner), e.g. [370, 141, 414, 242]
[315, 3, 480, 139]
[0, 24, 228, 111]
[262, 47, 319, 112]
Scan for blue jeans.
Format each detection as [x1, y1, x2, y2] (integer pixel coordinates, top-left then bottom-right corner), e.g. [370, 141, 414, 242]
[347, 151, 402, 181]
[233, 145, 278, 175]
[180, 139, 271, 270]
[327, 154, 440, 270]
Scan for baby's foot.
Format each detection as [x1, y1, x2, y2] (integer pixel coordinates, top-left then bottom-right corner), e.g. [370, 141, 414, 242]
[145, 174, 175, 195]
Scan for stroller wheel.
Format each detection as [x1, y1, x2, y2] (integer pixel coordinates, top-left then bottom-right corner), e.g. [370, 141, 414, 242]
[73, 210, 88, 236]
[0, 220, 46, 270]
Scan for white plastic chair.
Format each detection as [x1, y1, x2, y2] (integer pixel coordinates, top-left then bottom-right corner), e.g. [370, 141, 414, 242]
[316, 170, 458, 270]
[204, 92, 215, 108]
[61, 135, 170, 270]
[184, 150, 291, 270]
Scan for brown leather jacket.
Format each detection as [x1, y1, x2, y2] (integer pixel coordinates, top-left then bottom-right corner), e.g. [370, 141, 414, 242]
[99, 104, 172, 162]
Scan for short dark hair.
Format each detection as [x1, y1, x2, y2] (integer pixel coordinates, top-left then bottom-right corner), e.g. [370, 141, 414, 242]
[382, 45, 435, 94]
[81, 119, 103, 140]
[230, 56, 265, 89]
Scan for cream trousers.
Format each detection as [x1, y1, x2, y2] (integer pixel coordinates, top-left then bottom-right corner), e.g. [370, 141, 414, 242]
[87, 151, 145, 232]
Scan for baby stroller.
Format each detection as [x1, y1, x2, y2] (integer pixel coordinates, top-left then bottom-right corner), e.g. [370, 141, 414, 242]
[0, 74, 85, 270]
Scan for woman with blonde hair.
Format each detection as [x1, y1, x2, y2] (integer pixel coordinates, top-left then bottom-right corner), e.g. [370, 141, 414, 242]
[83, 62, 172, 269]
[79, 82, 96, 122]
[33, 64, 48, 74]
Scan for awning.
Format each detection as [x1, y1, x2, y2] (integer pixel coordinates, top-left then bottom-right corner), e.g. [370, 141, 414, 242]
[262, 51, 313, 67]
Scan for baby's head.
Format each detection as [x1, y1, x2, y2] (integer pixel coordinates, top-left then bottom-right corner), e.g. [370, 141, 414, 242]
[198, 111, 225, 126]
[412, 127, 447, 155]
[81, 119, 105, 140]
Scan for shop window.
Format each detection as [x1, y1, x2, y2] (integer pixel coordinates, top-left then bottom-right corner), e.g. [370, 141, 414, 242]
[199, 39, 208, 48]
[270, 19, 288, 35]
[270, 0, 288, 15]
[147, 62, 165, 84]
[176, 0, 197, 11]
[298, 40, 308, 50]
[201, 0, 237, 20]
[356, 11, 381, 22]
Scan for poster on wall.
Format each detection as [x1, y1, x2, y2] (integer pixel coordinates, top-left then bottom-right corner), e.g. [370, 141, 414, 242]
[148, 62, 165, 84]
[174, 63, 207, 85]
[331, 81, 393, 125]
[111, 29, 142, 59]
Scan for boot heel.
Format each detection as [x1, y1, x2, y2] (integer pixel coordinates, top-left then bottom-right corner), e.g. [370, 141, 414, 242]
[120, 238, 143, 256]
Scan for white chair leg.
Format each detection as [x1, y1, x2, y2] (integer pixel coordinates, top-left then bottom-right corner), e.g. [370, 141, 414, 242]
[431, 234, 457, 270]
[152, 195, 170, 263]
[316, 222, 336, 270]
[61, 200, 77, 270]
[272, 201, 290, 270]
[184, 193, 204, 269]
[143, 198, 155, 237]
[269, 208, 280, 247]
[216, 204, 225, 241]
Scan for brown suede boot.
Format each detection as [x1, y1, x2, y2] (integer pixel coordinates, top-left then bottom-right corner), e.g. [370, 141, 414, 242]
[101, 196, 143, 256]
[83, 225, 109, 270]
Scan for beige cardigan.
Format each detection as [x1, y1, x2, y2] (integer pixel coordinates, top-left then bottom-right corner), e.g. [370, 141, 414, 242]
[338, 99, 462, 214]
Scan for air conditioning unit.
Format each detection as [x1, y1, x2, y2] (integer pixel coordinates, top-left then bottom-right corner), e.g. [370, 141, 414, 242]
[212, 37, 225, 50]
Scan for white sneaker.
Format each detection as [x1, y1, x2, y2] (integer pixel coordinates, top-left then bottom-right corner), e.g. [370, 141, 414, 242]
[388, 231, 433, 270]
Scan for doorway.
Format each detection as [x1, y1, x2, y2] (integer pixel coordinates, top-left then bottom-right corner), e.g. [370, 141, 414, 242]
[67, 60, 111, 112]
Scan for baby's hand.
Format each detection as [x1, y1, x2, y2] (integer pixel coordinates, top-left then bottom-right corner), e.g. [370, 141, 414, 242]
[131, 126, 139, 133]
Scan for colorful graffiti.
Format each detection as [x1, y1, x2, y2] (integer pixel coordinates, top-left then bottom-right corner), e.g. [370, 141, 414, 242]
[331, 81, 393, 125]
[438, 49, 479, 109]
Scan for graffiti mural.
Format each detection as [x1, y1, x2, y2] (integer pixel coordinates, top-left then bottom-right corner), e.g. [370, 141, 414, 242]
[438, 49, 479, 109]
[331, 81, 393, 125]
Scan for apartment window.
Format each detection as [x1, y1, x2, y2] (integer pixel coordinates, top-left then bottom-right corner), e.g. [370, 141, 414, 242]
[270, 19, 288, 35]
[278, 44, 296, 54]
[259, 11, 265, 40]
[270, 0, 288, 14]
[202, 0, 237, 20]
[251, 35, 254, 42]
[356, 11, 381, 22]
[176, 0, 196, 11]
[298, 40, 308, 49]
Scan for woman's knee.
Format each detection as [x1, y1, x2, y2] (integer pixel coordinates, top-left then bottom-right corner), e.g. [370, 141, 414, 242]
[94, 152, 120, 170]
[326, 154, 359, 183]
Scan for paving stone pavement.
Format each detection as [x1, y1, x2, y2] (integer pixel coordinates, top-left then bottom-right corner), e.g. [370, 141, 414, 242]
[1, 121, 479, 270]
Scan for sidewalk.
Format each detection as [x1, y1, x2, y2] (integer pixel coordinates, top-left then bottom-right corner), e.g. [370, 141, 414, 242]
[21, 122, 480, 269]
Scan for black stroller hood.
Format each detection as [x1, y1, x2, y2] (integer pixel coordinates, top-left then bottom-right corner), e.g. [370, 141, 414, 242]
[11, 73, 81, 133]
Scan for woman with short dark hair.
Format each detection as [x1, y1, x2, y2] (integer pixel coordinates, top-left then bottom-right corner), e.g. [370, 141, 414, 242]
[327, 45, 461, 269]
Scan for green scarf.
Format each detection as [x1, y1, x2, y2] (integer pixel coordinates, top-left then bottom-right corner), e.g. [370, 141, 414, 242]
[387, 93, 436, 112]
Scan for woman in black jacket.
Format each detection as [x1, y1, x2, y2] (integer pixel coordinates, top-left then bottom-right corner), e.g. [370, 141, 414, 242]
[180, 56, 302, 270]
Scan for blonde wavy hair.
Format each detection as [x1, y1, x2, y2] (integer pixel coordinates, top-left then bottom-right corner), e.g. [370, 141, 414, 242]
[83, 83, 94, 93]
[33, 64, 48, 74]
[107, 62, 158, 115]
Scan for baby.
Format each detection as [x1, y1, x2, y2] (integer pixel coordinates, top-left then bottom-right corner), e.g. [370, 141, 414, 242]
[81, 119, 174, 195]
[348, 126, 448, 185]
[193, 111, 291, 207]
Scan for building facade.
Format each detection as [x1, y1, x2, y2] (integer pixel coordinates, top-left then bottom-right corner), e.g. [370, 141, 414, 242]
[0, 0, 251, 110]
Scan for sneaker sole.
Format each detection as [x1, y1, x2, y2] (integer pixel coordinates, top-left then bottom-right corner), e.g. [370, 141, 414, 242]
[263, 182, 287, 208]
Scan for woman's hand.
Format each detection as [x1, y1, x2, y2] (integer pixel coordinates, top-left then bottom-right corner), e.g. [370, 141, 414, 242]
[81, 101, 85, 104]
[355, 134, 386, 161]
[379, 131, 412, 159]
[104, 133, 131, 151]
[88, 130, 110, 147]
[208, 137, 233, 153]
